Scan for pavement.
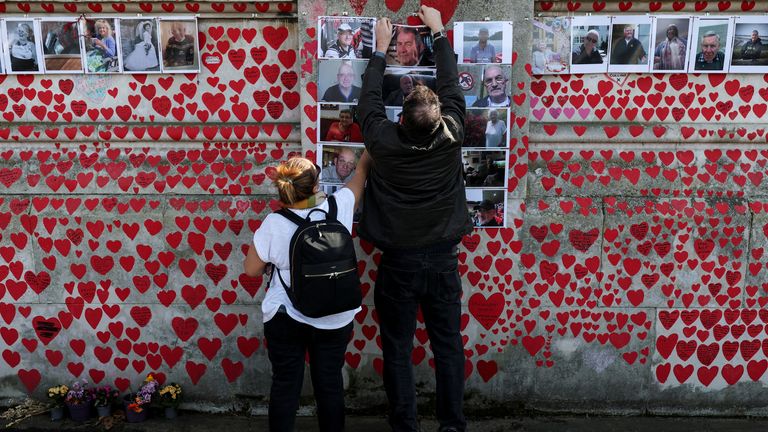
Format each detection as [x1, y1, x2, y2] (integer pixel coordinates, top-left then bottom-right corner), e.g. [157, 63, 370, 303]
[7, 411, 768, 432]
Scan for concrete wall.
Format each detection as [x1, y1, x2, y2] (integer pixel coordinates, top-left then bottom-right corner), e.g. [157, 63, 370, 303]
[2, 0, 767, 417]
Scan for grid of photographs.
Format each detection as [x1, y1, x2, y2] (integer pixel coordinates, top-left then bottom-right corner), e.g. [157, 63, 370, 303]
[0, 16, 199, 74]
[316, 17, 513, 228]
[534, 15, 768, 74]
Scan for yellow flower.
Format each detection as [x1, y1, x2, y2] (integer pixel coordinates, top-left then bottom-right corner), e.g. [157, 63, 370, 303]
[146, 374, 154, 382]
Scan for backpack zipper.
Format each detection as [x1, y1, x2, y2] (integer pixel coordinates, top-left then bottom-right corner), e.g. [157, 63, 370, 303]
[305, 267, 356, 279]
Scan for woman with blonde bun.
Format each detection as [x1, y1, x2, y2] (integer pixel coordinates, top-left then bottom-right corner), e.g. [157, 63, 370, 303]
[244, 152, 369, 432]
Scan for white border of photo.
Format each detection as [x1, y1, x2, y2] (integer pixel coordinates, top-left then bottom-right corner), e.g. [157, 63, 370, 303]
[650, 16, 693, 73]
[607, 15, 653, 73]
[688, 16, 734, 74]
[40, 17, 84, 74]
[157, 17, 200, 74]
[2, 18, 44, 75]
[728, 16, 768, 73]
[570, 15, 610, 74]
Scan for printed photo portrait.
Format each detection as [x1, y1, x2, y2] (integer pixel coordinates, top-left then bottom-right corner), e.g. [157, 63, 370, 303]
[466, 189, 506, 228]
[730, 17, 768, 72]
[651, 17, 691, 72]
[570, 16, 610, 74]
[318, 59, 366, 104]
[386, 107, 403, 123]
[319, 104, 363, 143]
[608, 17, 652, 73]
[319, 144, 364, 185]
[120, 18, 160, 72]
[40, 19, 83, 73]
[382, 68, 436, 107]
[532, 17, 571, 74]
[454, 21, 513, 64]
[689, 17, 733, 73]
[463, 150, 506, 188]
[159, 19, 199, 72]
[386, 25, 434, 67]
[464, 108, 509, 148]
[320, 183, 362, 222]
[318, 17, 375, 60]
[2, 19, 43, 74]
[82, 18, 121, 73]
[472, 64, 512, 108]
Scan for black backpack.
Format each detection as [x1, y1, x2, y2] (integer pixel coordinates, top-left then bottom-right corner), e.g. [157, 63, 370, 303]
[271, 195, 362, 318]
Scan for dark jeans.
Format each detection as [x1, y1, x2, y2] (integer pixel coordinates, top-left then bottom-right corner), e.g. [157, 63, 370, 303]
[374, 245, 466, 432]
[264, 312, 353, 432]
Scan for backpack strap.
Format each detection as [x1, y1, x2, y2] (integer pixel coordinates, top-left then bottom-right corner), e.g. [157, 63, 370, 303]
[275, 208, 307, 226]
[326, 194, 338, 220]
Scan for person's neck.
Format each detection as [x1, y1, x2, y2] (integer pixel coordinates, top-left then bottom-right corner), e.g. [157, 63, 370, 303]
[339, 123, 349, 131]
[479, 40, 487, 47]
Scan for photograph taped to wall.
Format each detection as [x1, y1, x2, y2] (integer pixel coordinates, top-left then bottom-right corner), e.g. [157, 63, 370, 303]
[532, 17, 571, 74]
[40, 18, 83, 73]
[319, 104, 363, 143]
[318, 16, 376, 60]
[608, 16, 652, 73]
[689, 17, 733, 73]
[729, 17, 768, 73]
[463, 149, 507, 188]
[386, 107, 403, 123]
[382, 68, 436, 107]
[570, 15, 610, 74]
[459, 64, 512, 108]
[650, 16, 692, 72]
[158, 18, 199, 73]
[120, 18, 161, 73]
[318, 59, 366, 104]
[454, 21, 513, 64]
[2, 19, 44, 74]
[386, 24, 434, 67]
[318, 144, 365, 185]
[321, 183, 363, 222]
[466, 189, 506, 228]
[463, 108, 509, 148]
[81, 18, 122, 73]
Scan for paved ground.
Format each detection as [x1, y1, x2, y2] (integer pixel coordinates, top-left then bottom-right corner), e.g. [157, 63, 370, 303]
[8, 411, 768, 431]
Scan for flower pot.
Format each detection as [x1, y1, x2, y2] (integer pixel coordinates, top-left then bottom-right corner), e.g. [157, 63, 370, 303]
[66, 401, 92, 422]
[123, 395, 148, 423]
[96, 405, 112, 417]
[164, 407, 178, 419]
[50, 406, 65, 422]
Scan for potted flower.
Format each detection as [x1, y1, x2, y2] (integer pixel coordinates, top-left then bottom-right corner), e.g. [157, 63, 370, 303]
[157, 383, 182, 418]
[64, 380, 93, 422]
[47, 384, 68, 421]
[91, 385, 120, 417]
[123, 374, 159, 423]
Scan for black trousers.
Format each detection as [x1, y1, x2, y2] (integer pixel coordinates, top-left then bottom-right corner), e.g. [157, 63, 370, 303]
[264, 312, 353, 432]
[374, 245, 467, 432]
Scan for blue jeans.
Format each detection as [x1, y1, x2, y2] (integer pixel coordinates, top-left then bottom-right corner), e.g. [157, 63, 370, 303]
[264, 312, 353, 432]
[374, 245, 466, 432]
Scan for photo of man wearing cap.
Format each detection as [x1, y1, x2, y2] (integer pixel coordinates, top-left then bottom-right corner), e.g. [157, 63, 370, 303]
[325, 22, 357, 59]
[474, 200, 501, 227]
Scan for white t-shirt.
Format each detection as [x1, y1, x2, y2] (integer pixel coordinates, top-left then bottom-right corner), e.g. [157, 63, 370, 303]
[253, 187, 360, 329]
[485, 120, 507, 147]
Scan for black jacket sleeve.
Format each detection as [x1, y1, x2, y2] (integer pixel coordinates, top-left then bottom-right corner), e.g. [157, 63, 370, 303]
[358, 54, 390, 155]
[433, 36, 465, 128]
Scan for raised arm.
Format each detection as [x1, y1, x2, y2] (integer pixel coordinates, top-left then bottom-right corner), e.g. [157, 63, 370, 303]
[358, 18, 393, 154]
[344, 150, 370, 210]
[418, 6, 465, 126]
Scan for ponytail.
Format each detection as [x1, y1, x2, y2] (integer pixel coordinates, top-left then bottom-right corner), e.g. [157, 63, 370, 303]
[273, 157, 318, 205]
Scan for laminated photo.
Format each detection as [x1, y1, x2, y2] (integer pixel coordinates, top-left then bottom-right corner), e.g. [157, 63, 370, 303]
[608, 16, 652, 73]
[318, 59, 366, 104]
[651, 16, 692, 72]
[318, 16, 376, 60]
[570, 16, 610, 74]
[532, 17, 571, 74]
[81, 18, 122, 73]
[463, 150, 507, 188]
[729, 16, 768, 73]
[2, 19, 44, 74]
[318, 144, 365, 185]
[457, 64, 512, 108]
[319, 104, 363, 143]
[466, 189, 506, 228]
[688, 17, 734, 73]
[382, 68, 436, 107]
[463, 108, 509, 148]
[120, 18, 161, 73]
[386, 24, 434, 67]
[454, 21, 513, 64]
[40, 18, 84, 73]
[159, 18, 199, 73]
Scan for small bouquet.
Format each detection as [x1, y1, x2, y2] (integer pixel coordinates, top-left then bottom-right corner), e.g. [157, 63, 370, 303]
[127, 374, 159, 413]
[47, 384, 69, 406]
[158, 383, 182, 407]
[91, 385, 120, 407]
[64, 380, 92, 405]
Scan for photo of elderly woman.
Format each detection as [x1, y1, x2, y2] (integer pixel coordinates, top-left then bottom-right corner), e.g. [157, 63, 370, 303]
[41, 19, 83, 72]
[82, 18, 120, 73]
[120, 19, 160, 72]
[159, 19, 199, 72]
[3, 19, 43, 73]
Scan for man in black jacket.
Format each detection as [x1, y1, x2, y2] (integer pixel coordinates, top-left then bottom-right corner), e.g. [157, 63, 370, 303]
[358, 6, 472, 432]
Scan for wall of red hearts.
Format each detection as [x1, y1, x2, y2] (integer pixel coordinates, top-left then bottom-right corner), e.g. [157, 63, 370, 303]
[0, 1, 306, 408]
